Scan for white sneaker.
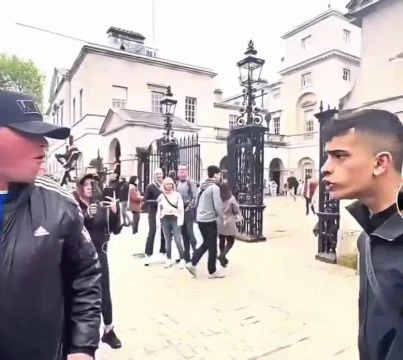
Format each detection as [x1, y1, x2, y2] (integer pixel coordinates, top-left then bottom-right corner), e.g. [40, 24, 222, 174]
[179, 259, 186, 269]
[208, 269, 225, 279]
[164, 259, 174, 268]
[143, 256, 151, 266]
[185, 263, 197, 277]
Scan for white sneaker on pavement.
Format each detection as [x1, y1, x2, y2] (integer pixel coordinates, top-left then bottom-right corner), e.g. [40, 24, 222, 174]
[208, 269, 225, 279]
[185, 263, 197, 277]
[179, 259, 186, 269]
[164, 259, 174, 268]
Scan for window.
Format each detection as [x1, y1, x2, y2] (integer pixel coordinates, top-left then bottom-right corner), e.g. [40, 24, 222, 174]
[301, 72, 312, 88]
[303, 164, 313, 179]
[304, 111, 314, 133]
[343, 29, 351, 43]
[229, 114, 237, 127]
[151, 91, 164, 113]
[185, 97, 197, 123]
[79, 89, 83, 119]
[272, 116, 280, 135]
[301, 35, 312, 49]
[112, 85, 127, 109]
[72, 98, 76, 123]
[343, 68, 351, 81]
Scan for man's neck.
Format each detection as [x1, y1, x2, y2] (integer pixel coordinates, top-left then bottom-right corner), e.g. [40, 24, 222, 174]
[364, 176, 402, 214]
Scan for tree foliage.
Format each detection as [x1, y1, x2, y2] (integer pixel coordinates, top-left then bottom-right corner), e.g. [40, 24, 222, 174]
[0, 53, 45, 108]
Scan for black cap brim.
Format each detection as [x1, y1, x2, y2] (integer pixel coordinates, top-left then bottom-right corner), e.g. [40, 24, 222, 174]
[7, 120, 70, 140]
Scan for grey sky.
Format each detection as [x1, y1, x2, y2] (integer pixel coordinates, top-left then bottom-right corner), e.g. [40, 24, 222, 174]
[1, 0, 348, 99]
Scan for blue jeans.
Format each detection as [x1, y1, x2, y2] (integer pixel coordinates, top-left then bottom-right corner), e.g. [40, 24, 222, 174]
[160, 216, 184, 260]
[181, 210, 197, 262]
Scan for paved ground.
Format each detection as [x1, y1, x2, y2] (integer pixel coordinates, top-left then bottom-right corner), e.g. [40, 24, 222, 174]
[97, 196, 359, 360]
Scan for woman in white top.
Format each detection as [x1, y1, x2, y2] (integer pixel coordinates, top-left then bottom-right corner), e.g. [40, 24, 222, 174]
[157, 177, 185, 268]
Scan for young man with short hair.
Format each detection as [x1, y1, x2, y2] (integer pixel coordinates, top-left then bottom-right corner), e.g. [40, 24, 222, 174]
[186, 165, 224, 278]
[322, 109, 403, 360]
[0, 90, 101, 360]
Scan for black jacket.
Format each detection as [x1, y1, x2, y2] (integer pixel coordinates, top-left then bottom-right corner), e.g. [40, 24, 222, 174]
[144, 182, 162, 213]
[0, 176, 102, 360]
[75, 195, 121, 252]
[348, 191, 403, 360]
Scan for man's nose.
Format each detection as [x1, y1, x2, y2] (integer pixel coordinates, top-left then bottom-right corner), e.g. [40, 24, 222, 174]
[321, 157, 332, 177]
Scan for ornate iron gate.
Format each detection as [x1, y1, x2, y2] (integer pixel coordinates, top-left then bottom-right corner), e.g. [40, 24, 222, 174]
[138, 134, 201, 193]
[314, 102, 340, 264]
[227, 125, 266, 242]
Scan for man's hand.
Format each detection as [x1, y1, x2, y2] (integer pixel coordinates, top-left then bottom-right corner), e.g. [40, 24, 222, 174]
[88, 204, 98, 216]
[103, 193, 118, 214]
[67, 354, 93, 360]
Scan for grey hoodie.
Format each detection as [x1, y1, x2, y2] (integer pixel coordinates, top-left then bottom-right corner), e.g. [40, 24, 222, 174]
[196, 179, 223, 222]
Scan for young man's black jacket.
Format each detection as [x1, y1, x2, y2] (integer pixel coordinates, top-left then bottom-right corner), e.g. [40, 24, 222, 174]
[0, 176, 102, 360]
[347, 191, 403, 360]
[74, 194, 122, 252]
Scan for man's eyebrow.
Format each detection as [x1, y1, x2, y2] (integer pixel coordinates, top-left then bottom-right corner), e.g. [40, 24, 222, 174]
[325, 149, 350, 155]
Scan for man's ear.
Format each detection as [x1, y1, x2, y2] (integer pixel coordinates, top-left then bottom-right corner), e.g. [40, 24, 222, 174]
[373, 152, 393, 176]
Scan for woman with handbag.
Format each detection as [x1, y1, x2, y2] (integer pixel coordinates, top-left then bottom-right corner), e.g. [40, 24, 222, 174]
[128, 176, 143, 235]
[217, 182, 242, 267]
[156, 177, 186, 269]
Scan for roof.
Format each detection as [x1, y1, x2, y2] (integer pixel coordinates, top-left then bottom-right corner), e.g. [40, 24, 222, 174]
[282, 8, 348, 39]
[100, 108, 199, 135]
[346, 0, 383, 13]
[66, 44, 217, 83]
[106, 27, 146, 41]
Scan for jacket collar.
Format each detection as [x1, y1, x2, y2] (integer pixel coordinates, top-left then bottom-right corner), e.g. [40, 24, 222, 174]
[346, 191, 403, 241]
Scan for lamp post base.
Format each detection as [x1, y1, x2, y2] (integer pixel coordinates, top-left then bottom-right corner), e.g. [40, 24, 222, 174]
[315, 252, 337, 264]
[236, 233, 267, 242]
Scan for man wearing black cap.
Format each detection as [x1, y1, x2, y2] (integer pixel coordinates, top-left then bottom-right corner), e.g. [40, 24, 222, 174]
[0, 90, 101, 360]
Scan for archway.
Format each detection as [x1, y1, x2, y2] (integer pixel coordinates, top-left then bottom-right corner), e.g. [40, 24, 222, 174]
[269, 158, 283, 187]
[108, 138, 121, 177]
[298, 157, 314, 180]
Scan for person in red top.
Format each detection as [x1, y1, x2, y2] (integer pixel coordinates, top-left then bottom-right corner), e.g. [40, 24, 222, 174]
[128, 175, 143, 235]
[303, 175, 317, 215]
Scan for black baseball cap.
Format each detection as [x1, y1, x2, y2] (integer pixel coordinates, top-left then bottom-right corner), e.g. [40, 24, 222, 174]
[0, 90, 70, 140]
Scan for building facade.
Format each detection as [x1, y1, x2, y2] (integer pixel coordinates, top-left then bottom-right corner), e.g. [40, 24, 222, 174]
[46, 27, 238, 180]
[46, 9, 361, 189]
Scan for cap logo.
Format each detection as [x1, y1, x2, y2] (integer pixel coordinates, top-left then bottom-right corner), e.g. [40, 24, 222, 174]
[16, 99, 40, 115]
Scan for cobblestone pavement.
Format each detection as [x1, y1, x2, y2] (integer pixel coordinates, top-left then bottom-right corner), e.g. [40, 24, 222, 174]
[97, 196, 359, 360]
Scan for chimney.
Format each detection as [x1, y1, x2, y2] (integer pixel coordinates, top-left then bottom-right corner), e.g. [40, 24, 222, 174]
[214, 88, 223, 103]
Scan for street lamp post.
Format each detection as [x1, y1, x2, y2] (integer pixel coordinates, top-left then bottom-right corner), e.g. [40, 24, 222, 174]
[314, 102, 340, 263]
[159, 86, 179, 176]
[228, 40, 267, 242]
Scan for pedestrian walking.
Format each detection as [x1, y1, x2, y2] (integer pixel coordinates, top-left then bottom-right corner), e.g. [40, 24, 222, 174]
[128, 175, 142, 235]
[186, 165, 225, 279]
[217, 182, 242, 267]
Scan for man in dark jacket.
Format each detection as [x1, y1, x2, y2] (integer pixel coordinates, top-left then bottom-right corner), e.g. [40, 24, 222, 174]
[321, 109, 403, 360]
[0, 90, 101, 360]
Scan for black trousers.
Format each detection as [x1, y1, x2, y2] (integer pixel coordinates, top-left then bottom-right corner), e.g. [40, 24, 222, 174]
[305, 197, 315, 215]
[97, 243, 113, 326]
[218, 235, 235, 256]
[145, 210, 166, 256]
[191, 221, 218, 274]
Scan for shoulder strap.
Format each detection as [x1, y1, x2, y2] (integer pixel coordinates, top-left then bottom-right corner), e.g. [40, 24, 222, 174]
[163, 193, 178, 209]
